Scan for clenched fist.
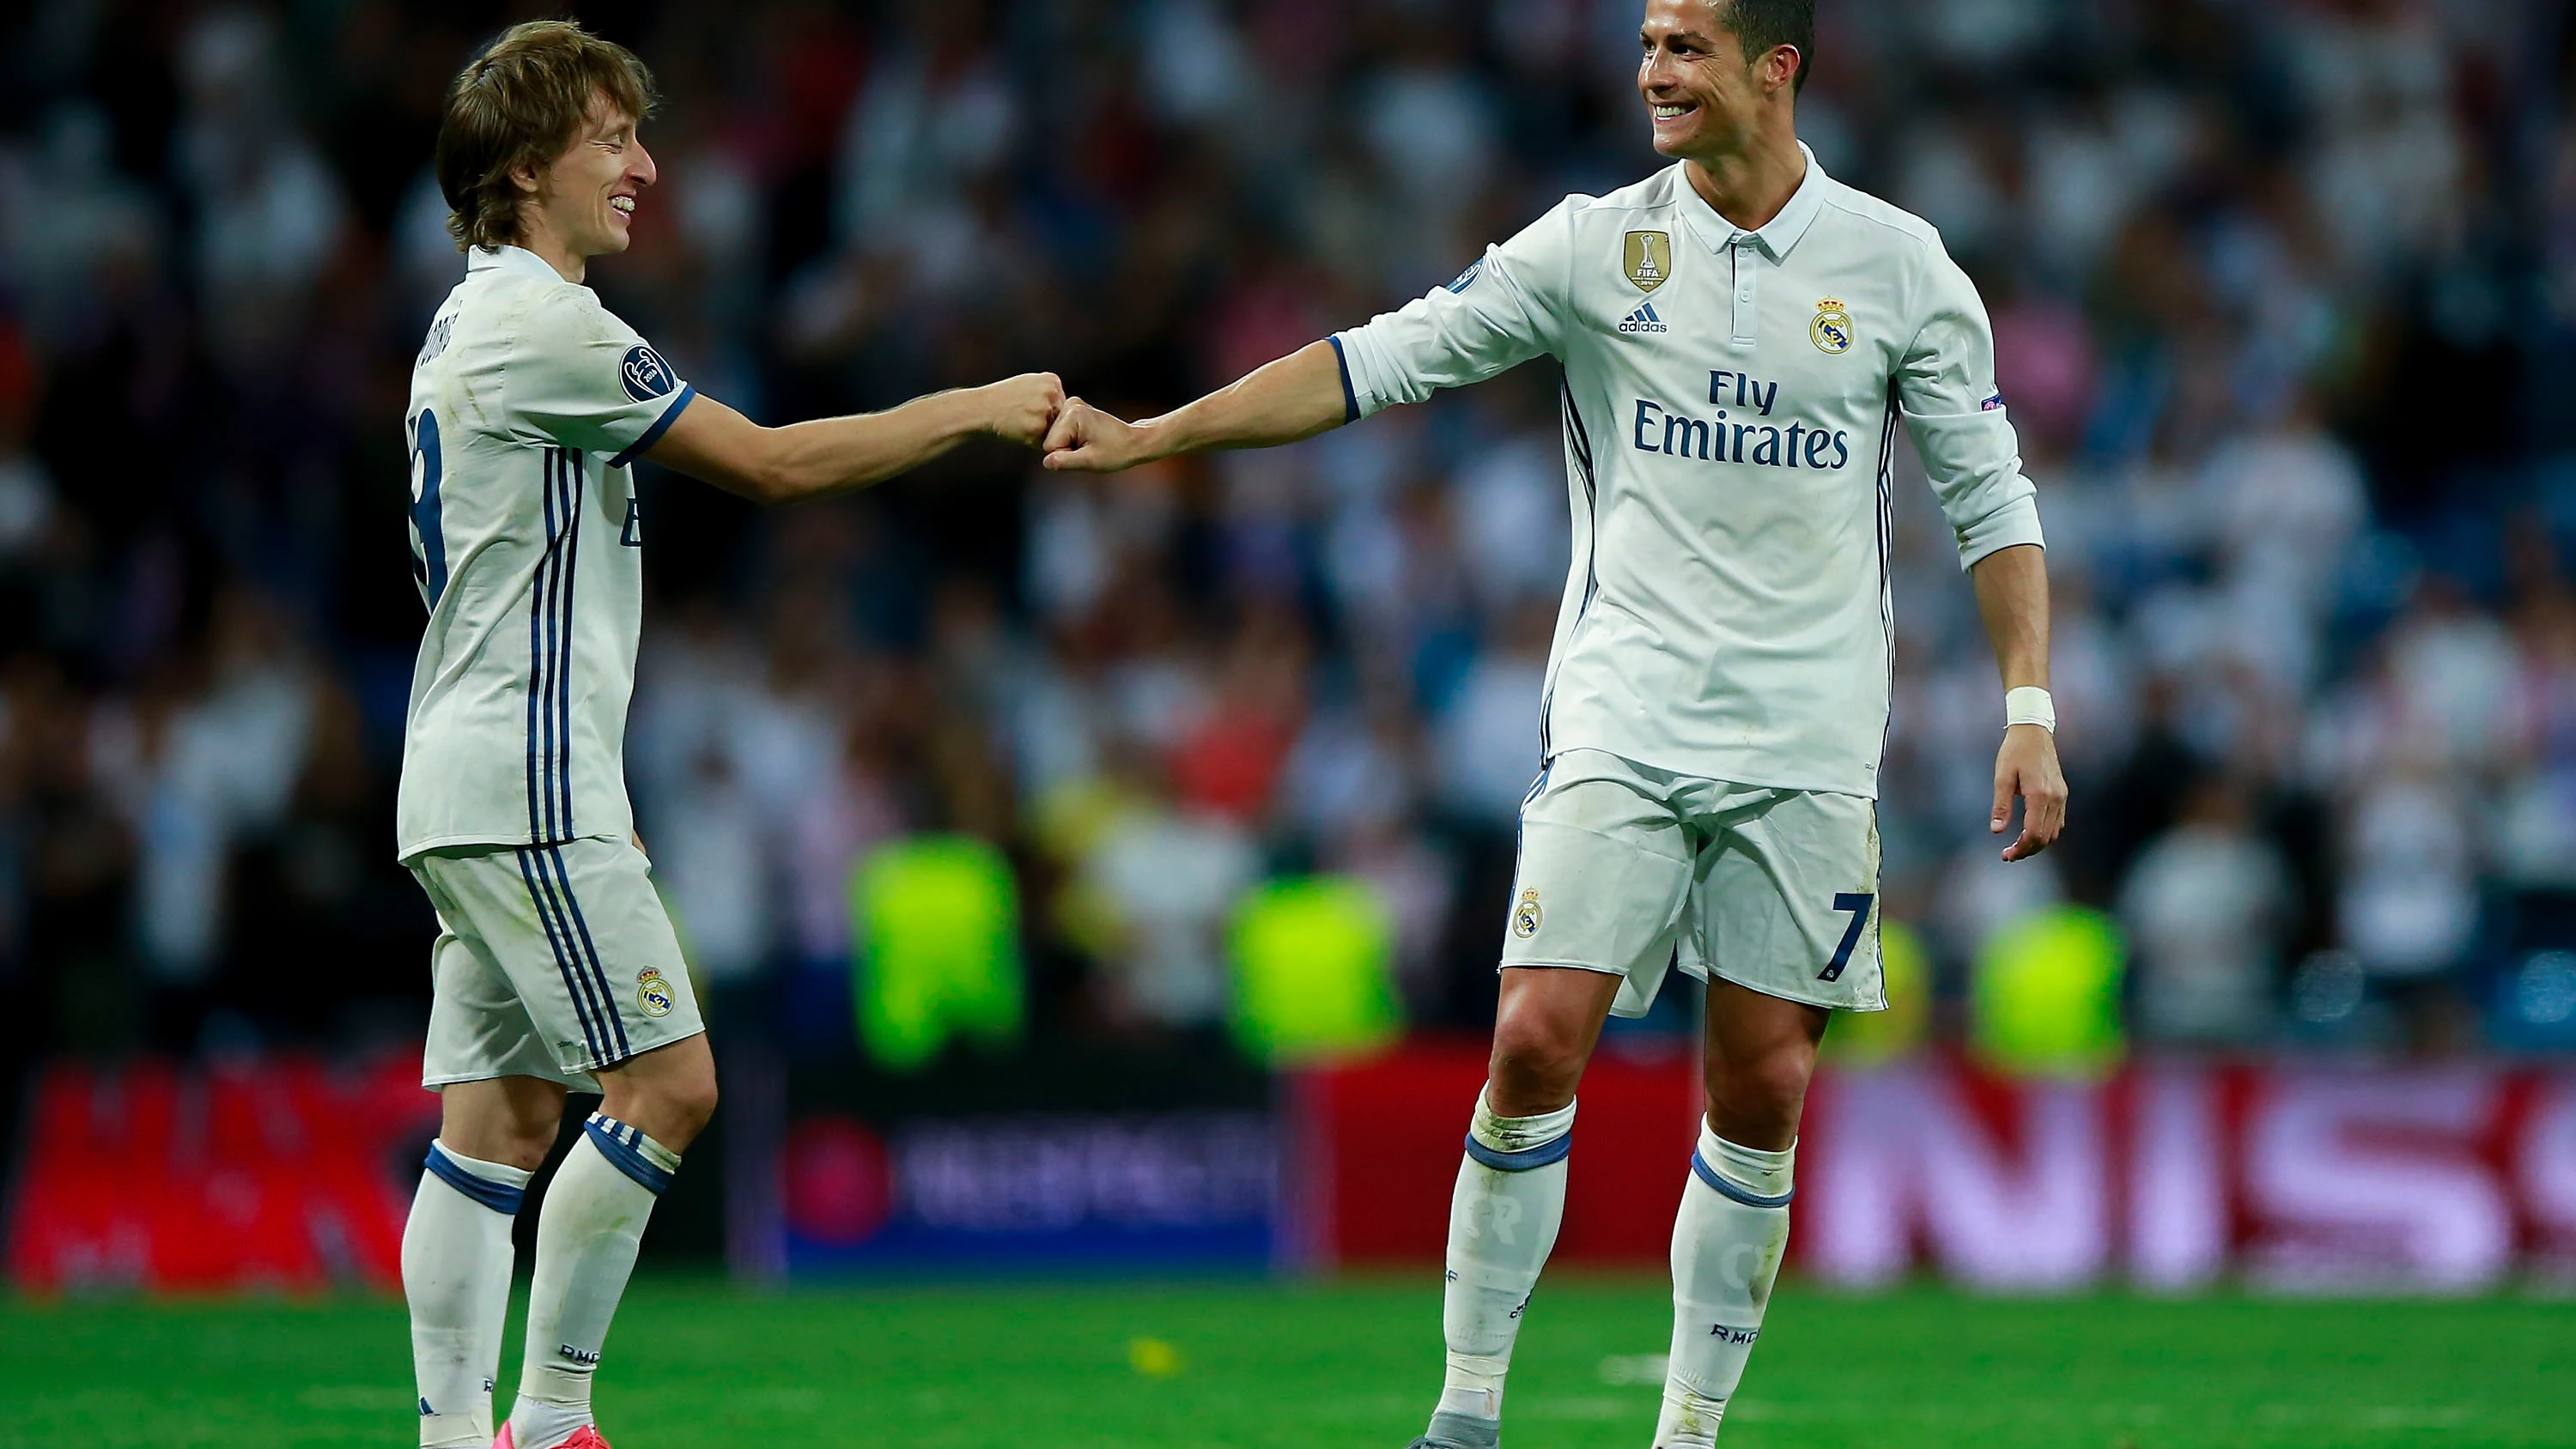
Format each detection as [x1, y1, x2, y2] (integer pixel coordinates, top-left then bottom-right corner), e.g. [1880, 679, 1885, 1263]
[981, 373, 1066, 448]
[1041, 398, 1155, 473]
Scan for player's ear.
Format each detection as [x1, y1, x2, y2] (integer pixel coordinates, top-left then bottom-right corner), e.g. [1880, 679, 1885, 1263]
[1766, 44, 1801, 95]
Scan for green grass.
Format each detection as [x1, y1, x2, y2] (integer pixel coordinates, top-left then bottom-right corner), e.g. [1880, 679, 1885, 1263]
[5, 1277, 2569, 1448]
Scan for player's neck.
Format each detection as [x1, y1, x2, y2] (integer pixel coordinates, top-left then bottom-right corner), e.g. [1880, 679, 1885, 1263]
[1680, 122, 1805, 234]
[512, 218, 588, 284]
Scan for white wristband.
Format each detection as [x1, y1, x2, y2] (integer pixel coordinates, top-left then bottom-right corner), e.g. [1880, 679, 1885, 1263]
[2005, 686, 2056, 733]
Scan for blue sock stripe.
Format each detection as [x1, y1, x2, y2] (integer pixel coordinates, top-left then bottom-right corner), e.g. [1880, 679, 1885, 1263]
[1690, 1149, 1793, 1209]
[584, 1115, 674, 1195]
[424, 1144, 526, 1216]
[1462, 1129, 1573, 1173]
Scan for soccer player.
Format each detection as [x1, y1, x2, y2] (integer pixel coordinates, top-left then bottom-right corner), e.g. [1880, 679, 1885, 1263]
[1043, 0, 2064, 1443]
[398, 21, 1060, 1449]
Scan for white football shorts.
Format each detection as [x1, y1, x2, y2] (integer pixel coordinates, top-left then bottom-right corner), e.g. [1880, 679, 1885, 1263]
[1499, 749, 1886, 1016]
[411, 837, 704, 1088]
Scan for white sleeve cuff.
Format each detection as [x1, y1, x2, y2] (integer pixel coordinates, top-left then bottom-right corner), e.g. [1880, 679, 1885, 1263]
[1328, 324, 1413, 420]
[1955, 492, 2046, 570]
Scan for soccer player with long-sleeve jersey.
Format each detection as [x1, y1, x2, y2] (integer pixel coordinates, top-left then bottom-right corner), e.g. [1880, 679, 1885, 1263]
[1044, 1, 2065, 1443]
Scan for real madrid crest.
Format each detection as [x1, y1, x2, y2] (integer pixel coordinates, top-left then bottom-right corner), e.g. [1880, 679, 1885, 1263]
[1511, 887, 1544, 938]
[1624, 232, 1673, 293]
[636, 968, 675, 1018]
[1810, 296, 1854, 355]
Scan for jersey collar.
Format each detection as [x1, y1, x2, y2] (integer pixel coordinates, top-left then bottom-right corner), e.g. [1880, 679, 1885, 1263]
[1674, 142, 1827, 261]
[467, 245, 572, 283]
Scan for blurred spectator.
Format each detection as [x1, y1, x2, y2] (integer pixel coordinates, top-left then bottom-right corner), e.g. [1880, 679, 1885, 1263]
[1070, 763, 1259, 1034]
[2117, 772, 2293, 1044]
[2337, 767, 2479, 981]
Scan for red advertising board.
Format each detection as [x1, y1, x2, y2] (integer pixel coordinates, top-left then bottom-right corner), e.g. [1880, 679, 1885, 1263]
[1285, 1038, 1702, 1268]
[11, 1046, 2575, 1293]
[7, 1055, 437, 1293]
[1293, 1046, 2576, 1290]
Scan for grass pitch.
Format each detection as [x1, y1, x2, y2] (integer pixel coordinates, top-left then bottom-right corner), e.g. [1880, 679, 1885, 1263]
[4, 1277, 2567, 1448]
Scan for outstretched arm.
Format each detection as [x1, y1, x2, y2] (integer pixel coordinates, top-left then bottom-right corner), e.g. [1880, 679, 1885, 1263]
[1042, 342, 1348, 473]
[1047, 203, 1577, 475]
[1972, 543, 2066, 861]
[647, 373, 1063, 504]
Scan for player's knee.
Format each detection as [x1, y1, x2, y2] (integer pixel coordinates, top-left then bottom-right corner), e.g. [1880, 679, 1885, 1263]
[1705, 1051, 1814, 1139]
[1487, 1015, 1589, 1113]
[657, 1065, 719, 1141]
[497, 1117, 561, 1169]
[604, 1053, 719, 1149]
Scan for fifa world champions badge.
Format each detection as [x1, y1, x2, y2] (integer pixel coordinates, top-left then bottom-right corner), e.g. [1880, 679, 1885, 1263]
[1625, 231, 1673, 293]
[1512, 888, 1545, 938]
[635, 968, 675, 1018]
[1811, 297, 1854, 354]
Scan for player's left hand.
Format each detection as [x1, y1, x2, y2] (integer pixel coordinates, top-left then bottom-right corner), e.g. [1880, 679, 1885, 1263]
[1991, 722, 2066, 862]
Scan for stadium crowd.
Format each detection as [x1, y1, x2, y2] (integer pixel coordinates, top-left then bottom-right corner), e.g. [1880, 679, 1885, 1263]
[2, 0, 2573, 1079]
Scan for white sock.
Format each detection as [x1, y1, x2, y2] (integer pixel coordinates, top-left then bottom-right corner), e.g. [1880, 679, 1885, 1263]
[1654, 1124, 1795, 1449]
[510, 1114, 679, 1449]
[405, 1141, 532, 1449]
[1432, 1088, 1575, 1431]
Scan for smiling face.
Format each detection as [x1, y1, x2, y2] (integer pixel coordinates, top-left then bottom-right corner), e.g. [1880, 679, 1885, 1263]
[517, 93, 655, 264]
[1637, 0, 1799, 163]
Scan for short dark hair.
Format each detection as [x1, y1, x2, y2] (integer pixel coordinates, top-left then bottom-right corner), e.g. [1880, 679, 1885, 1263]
[1720, 0, 1815, 94]
[436, 20, 656, 252]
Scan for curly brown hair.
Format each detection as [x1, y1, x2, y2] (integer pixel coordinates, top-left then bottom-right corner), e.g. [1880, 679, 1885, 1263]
[436, 20, 656, 252]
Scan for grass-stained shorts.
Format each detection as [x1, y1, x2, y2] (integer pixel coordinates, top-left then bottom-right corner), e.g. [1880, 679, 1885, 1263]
[1500, 749, 1886, 1017]
[410, 837, 704, 1088]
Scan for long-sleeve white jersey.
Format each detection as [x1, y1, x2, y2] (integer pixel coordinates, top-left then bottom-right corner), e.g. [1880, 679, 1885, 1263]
[1333, 145, 2043, 798]
[396, 245, 697, 860]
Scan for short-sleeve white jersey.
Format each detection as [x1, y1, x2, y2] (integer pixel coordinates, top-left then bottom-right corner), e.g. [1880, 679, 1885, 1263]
[397, 245, 696, 860]
[1333, 145, 2043, 798]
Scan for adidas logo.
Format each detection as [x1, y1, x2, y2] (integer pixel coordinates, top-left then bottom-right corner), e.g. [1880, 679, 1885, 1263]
[1619, 301, 1669, 335]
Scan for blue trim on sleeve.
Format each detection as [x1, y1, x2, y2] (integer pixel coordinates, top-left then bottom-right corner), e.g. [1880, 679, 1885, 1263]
[424, 1144, 526, 1216]
[1690, 1149, 1793, 1209]
[583, 1114, 676, 1195]
[1327, 336, 1359, 425]
[609, 383, 696, 468]
[1463, 1129, 1573, 1173]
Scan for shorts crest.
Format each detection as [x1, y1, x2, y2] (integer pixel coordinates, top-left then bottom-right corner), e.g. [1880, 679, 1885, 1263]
[1511, 887, 1544, 938]
[635, 968, 675, 1018]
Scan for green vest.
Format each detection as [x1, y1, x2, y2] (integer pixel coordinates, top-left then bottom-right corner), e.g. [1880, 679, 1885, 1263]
[1228, 876, 1403, 1064]
[849, 835, 1024, 1070]
[1970, 905, 2127, 1079]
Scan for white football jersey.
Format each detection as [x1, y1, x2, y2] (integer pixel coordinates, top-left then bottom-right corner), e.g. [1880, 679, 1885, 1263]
[1334, 145, 2043, 798]
[397, 245, 696, 860]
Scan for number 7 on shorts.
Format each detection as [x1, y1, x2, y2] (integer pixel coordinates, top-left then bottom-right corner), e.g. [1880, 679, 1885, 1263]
[1819, 892, 1874, 982]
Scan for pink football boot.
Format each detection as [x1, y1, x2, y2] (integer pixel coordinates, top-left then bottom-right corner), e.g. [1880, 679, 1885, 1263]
[493, 1425, 612, 1449]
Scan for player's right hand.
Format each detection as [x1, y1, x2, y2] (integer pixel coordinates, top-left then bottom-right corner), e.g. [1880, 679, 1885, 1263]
[982, 372, 1066, 447]
[1041, 398, 1151, 473]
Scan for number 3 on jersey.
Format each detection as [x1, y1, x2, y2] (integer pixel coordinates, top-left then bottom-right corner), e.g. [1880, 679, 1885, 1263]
[409, 409, 447, 609]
